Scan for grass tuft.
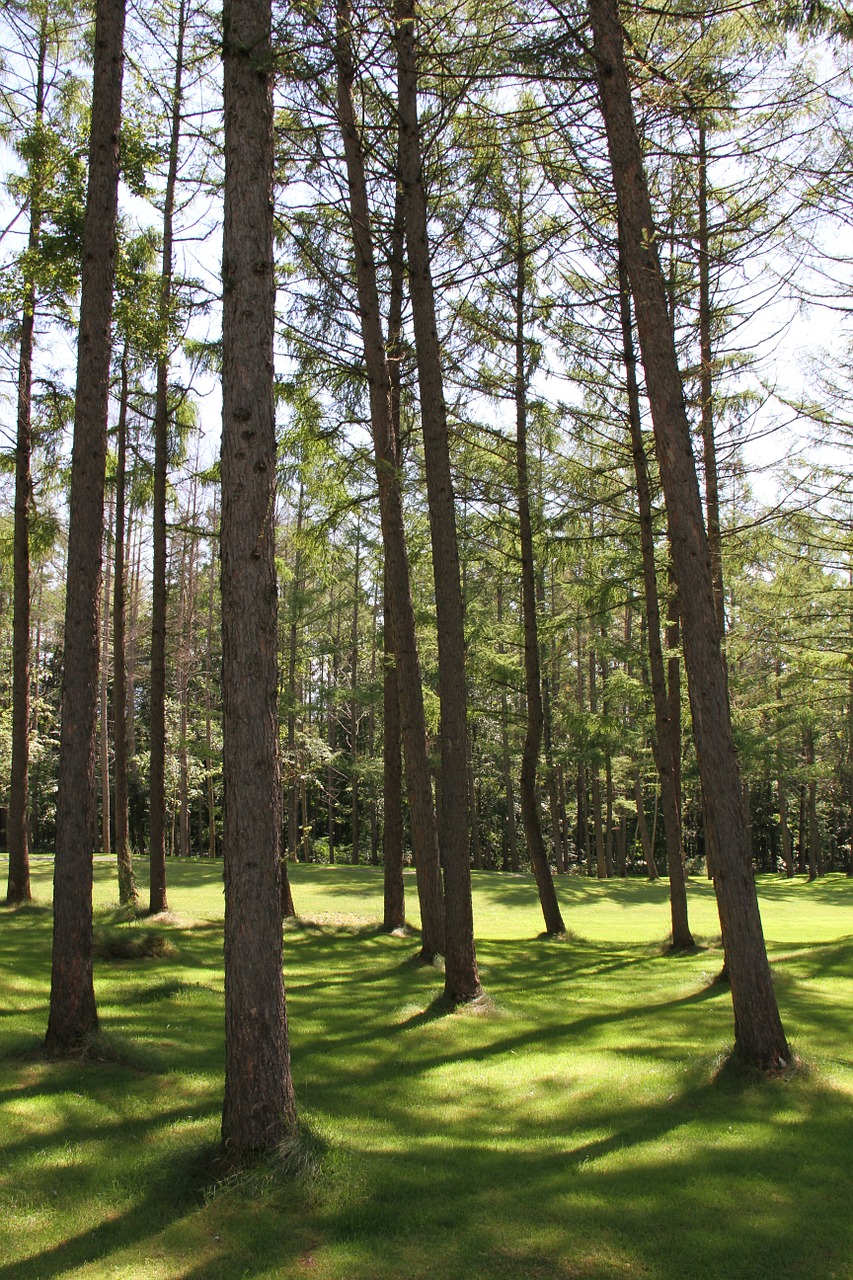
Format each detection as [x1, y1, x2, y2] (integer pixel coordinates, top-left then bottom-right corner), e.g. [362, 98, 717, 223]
[92, 924, 178, 961]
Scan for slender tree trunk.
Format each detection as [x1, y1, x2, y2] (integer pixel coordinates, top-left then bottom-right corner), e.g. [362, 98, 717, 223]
[368, 585, 380, 867]
[777, 780, 794, 878]
[6, 17, 48, 906]
[326, 595, 336, 866]
[542, 600, 566, 874]
[605, 757, 615, 877]
[395, 0, 480, 998]
[112, 349, 136, 904]
[220, 0, 296, 1158]
[335, 3, 444, 957]
[8, 277, 35, 903]
[46, 0, 125, 1052]
[698, 119, 725, 642]
[100, 497, 114, 857]
[149, 0, 186, 913]
[382, 581, 406, 931]
[616, 809, 627, 877]
[205, 501, 218, 858]
[618, 233, 691, 944]
[286, 481, 304, 865]
[805, 730, 820, 881]
[634, 774, 657, 880]
[513, 244, 565, 932]
[497, 578, 520, 874]
[350, 519, 361, 864]
[589, 647, 607, 880]
[590, 0, 788, 1067]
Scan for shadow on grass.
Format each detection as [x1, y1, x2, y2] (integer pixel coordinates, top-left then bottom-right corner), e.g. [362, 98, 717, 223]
[0, 1139, 219, 1280]
[2, 868, 853, 1280]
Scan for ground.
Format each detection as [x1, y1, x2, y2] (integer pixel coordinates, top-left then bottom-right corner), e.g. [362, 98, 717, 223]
[1, 859, 851, 1279]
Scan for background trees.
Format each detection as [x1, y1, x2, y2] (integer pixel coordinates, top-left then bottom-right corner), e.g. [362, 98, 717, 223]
[1, 0, 852, 1035]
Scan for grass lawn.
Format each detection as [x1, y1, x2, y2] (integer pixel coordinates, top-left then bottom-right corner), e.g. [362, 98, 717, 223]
[1, 858, 852, 1279]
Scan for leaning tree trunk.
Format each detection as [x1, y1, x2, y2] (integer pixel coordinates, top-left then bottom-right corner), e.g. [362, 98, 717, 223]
[590, 0, 789, 1069]
[220, 0, 297, 1160]
[46, 0, 125, 1053]
[335, 0, 444, 958]
[396, 0, 480, 1001]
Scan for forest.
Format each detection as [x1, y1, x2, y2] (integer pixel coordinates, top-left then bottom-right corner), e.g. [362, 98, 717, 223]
[1, 0, 853, 1192]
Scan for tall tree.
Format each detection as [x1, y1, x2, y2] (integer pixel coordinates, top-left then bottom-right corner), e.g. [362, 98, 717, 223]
[589, 0, 789, 1068]
[46, 0, 125, 1052]
[334, 0, 444, 957]
[220, 0, 297, 1156]
[395, 0, 481, 1002]
[148, 0, 189, 915]
[617, 228, 692, 947]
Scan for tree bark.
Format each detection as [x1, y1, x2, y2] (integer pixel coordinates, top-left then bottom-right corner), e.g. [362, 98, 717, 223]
[335, 1, 444, 958]
[777, 780, 794, 878]
[220, 0, 296, 1158]
[590, 0, 789, 1068]
[100, 497, 114, 858]
[382, 583, 406, 931]
[46, 0, 125, 1052]
[113, 348, 136, 904]
[350, 519, 361, 863]
[149, 0, 186, 913]
[618, 233, 691, 944]
[396, 0, 481, 1000]
[698, 118, 725, 642]
[6, 15, 48, 906]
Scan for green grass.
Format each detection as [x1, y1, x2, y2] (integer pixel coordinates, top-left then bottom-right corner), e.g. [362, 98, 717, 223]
[2, 858, 852, 1279]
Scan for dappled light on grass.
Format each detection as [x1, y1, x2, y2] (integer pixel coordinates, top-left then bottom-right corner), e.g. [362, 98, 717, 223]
[1, 859, 852, 1278]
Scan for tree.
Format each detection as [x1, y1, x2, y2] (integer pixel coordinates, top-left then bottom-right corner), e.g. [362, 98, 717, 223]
[3, 0, 85, 904]
[148, 0, 188, 915]
[589, 0, 789, 1069]
[46, 0, 125, 1052]
[333, 0, 444, 956]
[396, 0, 481, 1003]
[219, 0, 297, 1158]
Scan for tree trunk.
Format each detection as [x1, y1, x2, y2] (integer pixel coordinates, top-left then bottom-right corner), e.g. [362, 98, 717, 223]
[285, 481, 304, 866]
[113, 348, 136, 904]
[618, 233, 691, 944]
[395, 0, 480, 999]
[590, 0, 789, 1068]
[498, 579, 520, 874]
[6, 16, 48, 906]
[382, 582, 406, 931]
[100, 497, 114, 858]
[511, 250, 565, 931]
[220, 0, 296, 1159]
[46, 0, 125, 1052]
[634, 774, 657, 880]
[149, 0, 186, 914]
[335, 2, 444, 958]
[205, 501, 218, 859]
[350, 519, 361, 863]
[777, 780, 794, 878]
[698, 118, 726, 643]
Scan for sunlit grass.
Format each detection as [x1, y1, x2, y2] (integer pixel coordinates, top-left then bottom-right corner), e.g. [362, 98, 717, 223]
[1, 857, 852, 1279]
